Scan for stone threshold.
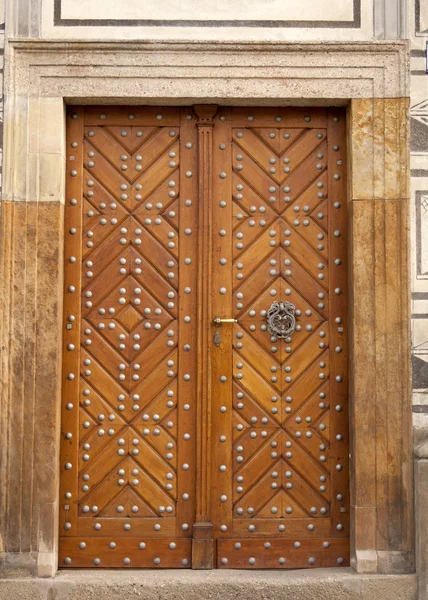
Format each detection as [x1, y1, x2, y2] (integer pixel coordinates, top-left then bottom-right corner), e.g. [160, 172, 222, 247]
[0, 569, 418, 600]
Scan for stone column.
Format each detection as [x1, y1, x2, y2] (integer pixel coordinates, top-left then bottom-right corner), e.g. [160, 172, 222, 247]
[348, 98, 413, 574]
[0, 95, 66, 577]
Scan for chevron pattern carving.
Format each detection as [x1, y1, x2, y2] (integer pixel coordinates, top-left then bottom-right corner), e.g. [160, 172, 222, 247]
[212, 108, 349, 569]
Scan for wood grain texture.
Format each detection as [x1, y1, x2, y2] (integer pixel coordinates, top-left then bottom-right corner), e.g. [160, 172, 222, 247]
[59, 107, 197, 568]
[211, 108, 349, 569]
[60, 106, 348, 570]
[192, 105, 218, 569]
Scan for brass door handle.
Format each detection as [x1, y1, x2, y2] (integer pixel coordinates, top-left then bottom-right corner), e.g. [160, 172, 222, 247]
[213, 316, 237, 326]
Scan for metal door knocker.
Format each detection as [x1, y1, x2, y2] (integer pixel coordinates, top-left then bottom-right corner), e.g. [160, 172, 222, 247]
[266, 301, 296, 338]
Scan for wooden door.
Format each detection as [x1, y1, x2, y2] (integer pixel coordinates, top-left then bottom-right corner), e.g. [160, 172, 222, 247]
[60, 105, 348, 569]
[211, 108, 349, 568]
[60, 107, 198, 567]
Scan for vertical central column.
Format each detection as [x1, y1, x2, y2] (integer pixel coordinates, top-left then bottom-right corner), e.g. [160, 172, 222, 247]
[192, 104, 218, 569]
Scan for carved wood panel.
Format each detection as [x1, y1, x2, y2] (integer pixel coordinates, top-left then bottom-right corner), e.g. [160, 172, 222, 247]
[60, 107, 198, 568]
[211, 108, 349, 568]
[60, 106, 348, 569]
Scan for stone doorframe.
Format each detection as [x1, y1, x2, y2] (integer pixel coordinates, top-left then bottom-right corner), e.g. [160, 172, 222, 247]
[0, 40, 412, 578]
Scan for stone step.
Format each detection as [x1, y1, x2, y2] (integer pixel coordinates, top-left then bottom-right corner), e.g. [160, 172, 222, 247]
[0, 569, 418, 600]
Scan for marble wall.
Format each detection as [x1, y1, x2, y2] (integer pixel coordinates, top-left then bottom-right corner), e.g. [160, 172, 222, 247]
[6, 0, 408, 41]
[410, 1, 428, 426]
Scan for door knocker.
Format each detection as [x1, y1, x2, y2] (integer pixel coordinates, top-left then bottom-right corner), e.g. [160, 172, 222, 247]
[266, 301, 296, 338]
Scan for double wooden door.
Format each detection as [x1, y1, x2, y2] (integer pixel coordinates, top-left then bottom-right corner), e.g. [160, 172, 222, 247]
[60, 106, 349, 569]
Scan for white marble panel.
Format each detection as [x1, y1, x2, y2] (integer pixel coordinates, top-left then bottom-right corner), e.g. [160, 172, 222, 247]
[60, 0, 354, 21]
[41, 0, 374, 41]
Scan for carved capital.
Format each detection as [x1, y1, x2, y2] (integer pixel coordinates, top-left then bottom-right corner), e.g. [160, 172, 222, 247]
[193, 104, 218, 126]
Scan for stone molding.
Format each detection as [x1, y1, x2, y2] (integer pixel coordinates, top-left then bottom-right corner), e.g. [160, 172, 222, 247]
[0, 39, 411, 577]
[6, 40, 409, 101]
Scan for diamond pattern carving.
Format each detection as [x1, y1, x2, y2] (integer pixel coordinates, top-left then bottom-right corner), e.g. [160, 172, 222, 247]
[60, 107, 197, 568]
